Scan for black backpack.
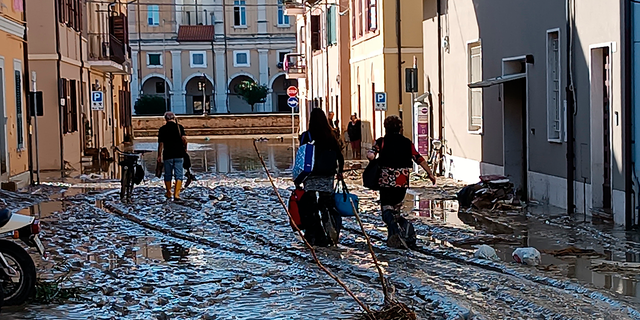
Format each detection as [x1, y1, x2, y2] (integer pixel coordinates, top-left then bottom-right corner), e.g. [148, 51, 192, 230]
[133, 164, 145, 185]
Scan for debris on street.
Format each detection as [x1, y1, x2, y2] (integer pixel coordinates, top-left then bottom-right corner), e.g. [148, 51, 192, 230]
[512, 247, 542, 266]
[474, 245, 500, 261]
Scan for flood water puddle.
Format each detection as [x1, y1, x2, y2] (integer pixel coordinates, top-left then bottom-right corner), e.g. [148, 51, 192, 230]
[403, 189, 640, 302]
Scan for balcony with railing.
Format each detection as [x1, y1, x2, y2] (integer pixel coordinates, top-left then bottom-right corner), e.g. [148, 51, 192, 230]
[283, 0, 305, 15]
[88, 14, 130, 74]
[284, 53, 306, 79]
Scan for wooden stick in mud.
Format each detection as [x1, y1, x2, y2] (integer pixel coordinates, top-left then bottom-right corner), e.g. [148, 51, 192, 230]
[348, 198, 390, 304]
[252, 140, 375, 319]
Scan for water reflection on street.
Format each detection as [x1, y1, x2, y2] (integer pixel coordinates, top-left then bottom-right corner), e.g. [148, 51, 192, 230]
[133, 139, 294, 174]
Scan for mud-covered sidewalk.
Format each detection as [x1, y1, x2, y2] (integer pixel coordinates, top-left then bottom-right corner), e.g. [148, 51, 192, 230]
[1, 173, 640, 320]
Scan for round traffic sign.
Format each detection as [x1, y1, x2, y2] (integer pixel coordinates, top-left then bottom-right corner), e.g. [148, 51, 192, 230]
[421, 107, 428, 114]
[287, 86, 298, 97]
[287, 97, 299, 108]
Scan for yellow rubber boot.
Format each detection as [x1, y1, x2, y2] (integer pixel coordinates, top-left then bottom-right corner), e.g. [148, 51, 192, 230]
[164, 181, 172, 198]
[174, 180, 183, 200]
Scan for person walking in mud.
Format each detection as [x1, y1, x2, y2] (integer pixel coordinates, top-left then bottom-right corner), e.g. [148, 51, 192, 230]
[157, 112, 187, 201]
[367, 115, 436, 248]
[298, 108, 345, 247]
[347, 114, 362, 159]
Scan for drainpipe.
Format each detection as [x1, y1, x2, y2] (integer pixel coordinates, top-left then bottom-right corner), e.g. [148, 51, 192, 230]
[79, 2, 87, 155]
[21, 0, 34, 184]
[436, 0, 443, 142]
[624, 0, 633, 228]
[566, 0, 575, 215]
[54, 0, 64, 172]
[222, 0, 230, 112]
[396, 0, 402, 119]
[109, 73, 115, 147]
[211, 38, 216, 113]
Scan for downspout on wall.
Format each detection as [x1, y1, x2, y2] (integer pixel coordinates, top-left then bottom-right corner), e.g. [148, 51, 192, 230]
[22, 0, 33, 184]
[566, 0, 575, 215]
[54, 0, 64, 172]
[629, 0, 639, 228]
[396, 0, 402, 119]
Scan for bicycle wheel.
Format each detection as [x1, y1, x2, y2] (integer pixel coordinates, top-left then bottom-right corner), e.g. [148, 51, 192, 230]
[120, 167, 129, 201]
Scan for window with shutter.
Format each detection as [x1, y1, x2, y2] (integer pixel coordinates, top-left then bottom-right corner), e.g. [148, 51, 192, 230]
[327, 5, 337, 45]
[468, 42, 482, 132]
[15, 70, 24, 150]
[547, 30, 562, 142]
[311, 15, 320, 51]
[70, 80, 78, 133]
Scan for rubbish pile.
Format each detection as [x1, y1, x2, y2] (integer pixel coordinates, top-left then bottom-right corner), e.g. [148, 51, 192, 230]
[456, 175, 520, 210]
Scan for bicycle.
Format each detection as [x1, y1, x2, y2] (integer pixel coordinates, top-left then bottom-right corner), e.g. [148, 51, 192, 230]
[428, 139, 449, 176]
[114, 147, 150, 202]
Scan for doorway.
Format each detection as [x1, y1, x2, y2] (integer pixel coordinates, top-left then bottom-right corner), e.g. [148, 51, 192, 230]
[590, 45, 612, 213]
[503, 77, 528, 199]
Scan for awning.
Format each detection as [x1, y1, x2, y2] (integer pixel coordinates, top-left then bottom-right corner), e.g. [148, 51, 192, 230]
[468, 73, 526, 88]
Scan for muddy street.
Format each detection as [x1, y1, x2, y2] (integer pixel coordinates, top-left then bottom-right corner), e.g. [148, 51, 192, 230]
[1, 141, 639, 319]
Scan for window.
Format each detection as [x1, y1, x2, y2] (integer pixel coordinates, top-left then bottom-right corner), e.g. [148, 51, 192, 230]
[327, 5, 337, 45]
[547, 30, 562, 142]
[351, 0, 356, 39]
[233, 50, 250, 67]
[148, 5, 160, 26]
[14, 69, 24, 150]
[190, 51, 207, 68]
[468, 41, 482, 132]
[60, 78, 78, 134]
[357, 0, 363, 37]
[367, 0, 377, 32]
[278, 0, 290, 26]
[58, 0, 82, 31]
[233, 1, 246, 27]
[147, 53, 162, 67]
[278, 51, 290, 63]
[311, 15, 321, 51]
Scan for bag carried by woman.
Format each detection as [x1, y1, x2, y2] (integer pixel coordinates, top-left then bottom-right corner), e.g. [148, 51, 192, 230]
[333, 179, 359, 217]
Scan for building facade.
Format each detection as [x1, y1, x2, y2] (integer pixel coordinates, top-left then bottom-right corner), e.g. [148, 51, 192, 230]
[27, 0, 132, 171]
[421, 0, 634, 226]
[130, 0, 297, 115]
[0, 0, 29, 187]
[289, 0, 351, 140]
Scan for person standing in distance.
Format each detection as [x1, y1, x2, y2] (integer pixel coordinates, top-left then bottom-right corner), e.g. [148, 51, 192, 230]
[347, 114, 362, 159]
[157, 112, 187, 201]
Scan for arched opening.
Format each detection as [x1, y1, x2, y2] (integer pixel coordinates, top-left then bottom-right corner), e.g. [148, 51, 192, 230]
[228, 75, 255, 113]
[184, 75, 214, 114]
[271, 75, 295, 112]
[139, 76, 171, 113]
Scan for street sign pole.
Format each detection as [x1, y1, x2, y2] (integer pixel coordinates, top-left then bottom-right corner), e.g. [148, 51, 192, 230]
[31, 71, 40, 185]
[287, 87, 298, 166]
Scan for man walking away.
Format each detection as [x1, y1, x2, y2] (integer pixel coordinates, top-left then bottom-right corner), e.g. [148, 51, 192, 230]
[347, 114, 362, 159]
[157, 112, 187, 200]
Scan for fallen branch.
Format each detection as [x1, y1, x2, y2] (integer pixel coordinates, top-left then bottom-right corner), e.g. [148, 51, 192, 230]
[252, 140, 375, 319]
[349, 198, 390, 303]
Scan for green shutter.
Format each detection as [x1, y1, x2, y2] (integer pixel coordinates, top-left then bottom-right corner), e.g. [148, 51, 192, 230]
[328, 5, 337, 45]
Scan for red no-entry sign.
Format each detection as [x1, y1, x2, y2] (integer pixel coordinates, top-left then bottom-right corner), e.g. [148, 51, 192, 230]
[287, 86, 298, 97]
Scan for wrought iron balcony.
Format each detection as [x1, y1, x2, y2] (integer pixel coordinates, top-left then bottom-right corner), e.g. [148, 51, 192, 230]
[284, 53, 306, 79]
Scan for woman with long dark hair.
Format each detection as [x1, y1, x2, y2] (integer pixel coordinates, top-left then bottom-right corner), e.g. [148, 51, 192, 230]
[298, 108, 345, 246]
[367, 115, 436, 248]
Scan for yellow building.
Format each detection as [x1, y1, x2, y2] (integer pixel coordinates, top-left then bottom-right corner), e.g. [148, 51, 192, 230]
[0, 0, 29, 187]
[349, 0, 423, 145]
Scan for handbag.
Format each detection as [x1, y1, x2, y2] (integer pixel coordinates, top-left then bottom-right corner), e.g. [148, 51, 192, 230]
[288, 188, 306, 230]
[334, 180, 359, 217]
[155, 160, 163, 178]
[293, 132, 315, 184]
[363, 139, 383, 190]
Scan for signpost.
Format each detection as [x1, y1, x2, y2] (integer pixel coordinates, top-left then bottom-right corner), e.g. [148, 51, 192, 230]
[375, 92, 387, 111]
[287, 86, 298, 97]
[91, 91, 104, 111]
[287, 86, 298, 165]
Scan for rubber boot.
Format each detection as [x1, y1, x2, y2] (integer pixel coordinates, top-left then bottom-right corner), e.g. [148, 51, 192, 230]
[174, 180, 183, 200]
[164, 181, 172, 199]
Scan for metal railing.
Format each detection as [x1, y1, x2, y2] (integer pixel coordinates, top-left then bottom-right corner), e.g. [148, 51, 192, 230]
[88, 33, 126, 64]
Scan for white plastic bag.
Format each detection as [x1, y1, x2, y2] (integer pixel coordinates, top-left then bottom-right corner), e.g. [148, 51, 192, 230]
[512, 247, 541, 266]
[474, 245, 500, 261]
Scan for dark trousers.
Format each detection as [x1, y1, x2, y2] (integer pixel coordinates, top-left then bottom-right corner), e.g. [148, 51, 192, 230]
[380, 188, 407, 238]
[299, 191, 342, 246]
